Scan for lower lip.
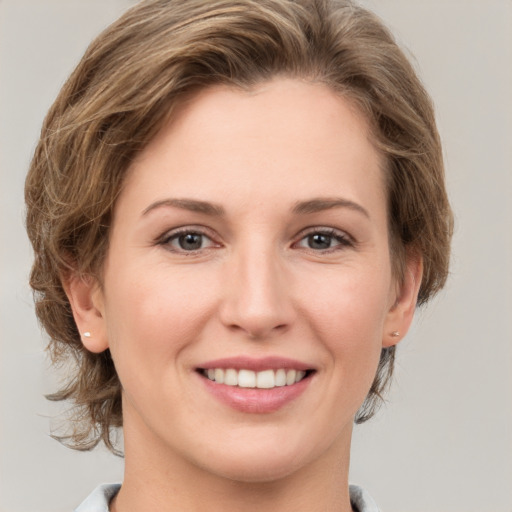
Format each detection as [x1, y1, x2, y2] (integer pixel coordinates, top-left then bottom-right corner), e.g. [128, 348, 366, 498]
[198, 373, 312, 414]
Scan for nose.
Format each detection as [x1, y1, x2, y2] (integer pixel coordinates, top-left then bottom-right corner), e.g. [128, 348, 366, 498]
[219, 243, 295, 340]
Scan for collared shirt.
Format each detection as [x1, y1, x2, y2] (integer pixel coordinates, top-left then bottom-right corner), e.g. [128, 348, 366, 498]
[75, 483, 380, 512]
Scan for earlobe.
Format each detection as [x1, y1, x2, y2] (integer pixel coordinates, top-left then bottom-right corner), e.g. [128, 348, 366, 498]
[383, 253, 423, 348]
[62, 273, 109, 353]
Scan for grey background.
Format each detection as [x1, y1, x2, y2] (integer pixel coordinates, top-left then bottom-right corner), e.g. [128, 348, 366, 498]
[1, 1, 511, 511]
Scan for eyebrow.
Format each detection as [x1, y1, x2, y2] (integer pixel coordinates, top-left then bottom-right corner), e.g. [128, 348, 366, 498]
[142, 198, 225, 217]
[141, 196, 369, 219]
[292, 197, 370, 218]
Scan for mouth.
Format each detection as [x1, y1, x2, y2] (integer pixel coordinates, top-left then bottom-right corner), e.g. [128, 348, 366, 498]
[197, 367, 315, 389]
[195, 356, 316, 413]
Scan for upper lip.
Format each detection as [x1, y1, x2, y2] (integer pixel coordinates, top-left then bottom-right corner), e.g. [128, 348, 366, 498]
[197, 356, 313, 372]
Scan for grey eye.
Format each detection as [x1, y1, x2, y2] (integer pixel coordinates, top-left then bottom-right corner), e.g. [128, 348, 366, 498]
[306, 233, 333, 250]
[162, 230, 216, 252]
[295, 229, 352, 252]
[177, 233, 204, 251]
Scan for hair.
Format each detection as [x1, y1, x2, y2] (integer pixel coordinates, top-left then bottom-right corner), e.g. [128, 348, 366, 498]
[25, 0, 453, 452]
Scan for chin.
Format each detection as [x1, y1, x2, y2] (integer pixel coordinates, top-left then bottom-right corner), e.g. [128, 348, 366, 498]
[199, 453, 308, 484]
[188, 428, 331, 484]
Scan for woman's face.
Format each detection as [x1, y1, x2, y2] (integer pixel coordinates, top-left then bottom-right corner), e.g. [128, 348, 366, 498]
[86, 79, 412, 482]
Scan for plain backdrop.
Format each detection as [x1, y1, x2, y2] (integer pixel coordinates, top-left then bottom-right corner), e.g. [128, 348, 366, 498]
[1, 1, 511, 511]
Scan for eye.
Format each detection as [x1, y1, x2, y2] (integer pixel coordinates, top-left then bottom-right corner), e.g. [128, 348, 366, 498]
[295, 228, 353, 252]
[159, 228, 218, 253]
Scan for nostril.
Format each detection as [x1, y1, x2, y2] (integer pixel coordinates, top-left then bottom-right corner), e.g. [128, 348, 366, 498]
[224, 320, 290, 340]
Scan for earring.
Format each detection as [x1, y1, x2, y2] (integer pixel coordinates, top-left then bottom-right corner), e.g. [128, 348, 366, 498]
[391, 331, 400, 338]
[83, 331, 91, 338]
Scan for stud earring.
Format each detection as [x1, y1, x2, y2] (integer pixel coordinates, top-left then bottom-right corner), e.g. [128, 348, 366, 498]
[83, 331, 91, 338]
[391, 331, 400, 337]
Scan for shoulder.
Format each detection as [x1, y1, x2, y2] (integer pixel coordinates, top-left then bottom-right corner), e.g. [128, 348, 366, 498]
[75, 483, 378, 512]
[74, 483, 121, 512]
[349, 484, 381, 512]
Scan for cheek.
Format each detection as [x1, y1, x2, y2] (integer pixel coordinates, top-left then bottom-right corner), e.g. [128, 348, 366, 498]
[300, 263, 391, 334]
[299, 265, 390, 385]
[103, 264, 218, 372]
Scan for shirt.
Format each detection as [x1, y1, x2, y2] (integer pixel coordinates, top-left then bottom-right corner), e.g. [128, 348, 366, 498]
[74, 482, 380, 511]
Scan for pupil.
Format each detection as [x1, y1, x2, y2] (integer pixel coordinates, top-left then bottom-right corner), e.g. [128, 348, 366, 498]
[309, 234, 331, 249]
[179, 233, 202, 250]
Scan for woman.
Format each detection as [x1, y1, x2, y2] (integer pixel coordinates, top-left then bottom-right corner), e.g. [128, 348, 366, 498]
[25, 0, 453, 511]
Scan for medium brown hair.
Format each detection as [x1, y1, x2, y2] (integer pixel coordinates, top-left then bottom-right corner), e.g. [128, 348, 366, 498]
[25, 0, 453, 451]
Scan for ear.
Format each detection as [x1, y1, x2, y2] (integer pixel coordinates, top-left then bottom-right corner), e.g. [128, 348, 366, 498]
[62, 272, 109, 353]
[382, 252, 423, 348]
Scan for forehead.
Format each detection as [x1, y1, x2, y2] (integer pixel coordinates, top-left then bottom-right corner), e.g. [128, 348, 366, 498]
[121, 79, 386, 216]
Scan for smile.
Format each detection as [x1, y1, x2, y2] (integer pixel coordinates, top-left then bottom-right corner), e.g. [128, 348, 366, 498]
[196, 357, 315, 412]
[200, 368, 309, 389]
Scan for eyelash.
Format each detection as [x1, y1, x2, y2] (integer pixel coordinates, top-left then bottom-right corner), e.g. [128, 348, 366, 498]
[293, 227, 354, 253]
[157, 226, 354, 254]
[157, 226, 218, 254]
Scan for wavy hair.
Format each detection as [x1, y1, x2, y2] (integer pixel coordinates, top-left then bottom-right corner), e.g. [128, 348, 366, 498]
[25, 0, 453, 451]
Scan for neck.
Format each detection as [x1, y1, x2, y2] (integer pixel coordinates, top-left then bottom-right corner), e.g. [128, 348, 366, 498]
[114, 457, 353, 512]
[112, 408, 354, 512]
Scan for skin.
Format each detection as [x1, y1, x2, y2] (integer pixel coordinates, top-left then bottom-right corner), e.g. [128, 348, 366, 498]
[66, 78, 422, 512]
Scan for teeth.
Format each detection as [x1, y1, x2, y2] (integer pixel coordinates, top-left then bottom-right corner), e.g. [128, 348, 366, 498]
[256, 369, 275, 389]
[204, 368, 309, 389]
[224, 368, 238, 386]
[286, 369, 296, 386]
[275, 369, 286, 387]
[214, 368, 224, 384]
[238, 369, 256, 388]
